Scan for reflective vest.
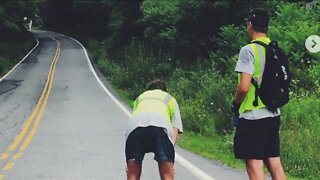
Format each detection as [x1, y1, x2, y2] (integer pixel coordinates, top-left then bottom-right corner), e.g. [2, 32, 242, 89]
[132, 89, 176, 124]
[239, 37, 271, 113]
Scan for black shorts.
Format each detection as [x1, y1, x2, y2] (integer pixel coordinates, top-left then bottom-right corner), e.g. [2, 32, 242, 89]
[125, 126, 175, 163]
[234, 116, 280, 160]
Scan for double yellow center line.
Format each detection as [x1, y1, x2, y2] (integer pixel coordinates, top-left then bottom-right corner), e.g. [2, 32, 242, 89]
[0, 38, 61, 179]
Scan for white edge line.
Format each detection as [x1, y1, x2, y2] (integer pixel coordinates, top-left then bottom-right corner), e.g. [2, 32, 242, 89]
[175, 154, 215, 180]
[64, 34, 215, 180]
[62, 35, 131, 116]
[0, 39, 39, 82]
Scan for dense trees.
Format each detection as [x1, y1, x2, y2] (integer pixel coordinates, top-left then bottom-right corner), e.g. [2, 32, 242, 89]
[0, 0, 41, 75]
[0, 0, 40, 40]
[39, 0, 319, 66]
[1, 0, 319, 178]
[40, 0, 284, 62]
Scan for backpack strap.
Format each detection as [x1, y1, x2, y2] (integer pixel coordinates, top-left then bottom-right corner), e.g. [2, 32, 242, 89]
[251, 40, 268, 48]
[251, 78, 259, 107]
[250, 40, 268, 107]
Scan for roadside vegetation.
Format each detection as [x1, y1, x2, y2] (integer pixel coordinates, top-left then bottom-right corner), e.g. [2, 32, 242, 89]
[83, 2, 320, 179]
[0, 1, 37, 77]
[2, 0, 320, 179]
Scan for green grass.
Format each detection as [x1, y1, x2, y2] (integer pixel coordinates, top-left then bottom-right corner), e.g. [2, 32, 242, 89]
[178, 131, 305, 180]
[178, 131, 244, 169]
[114, 87, 135, 108]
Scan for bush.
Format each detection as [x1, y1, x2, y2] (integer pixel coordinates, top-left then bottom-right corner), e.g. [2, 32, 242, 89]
[0, 57, 7, 75]
[269, 3, 320, 92]
[169, 67, 235, 135]
[281, 97, 320, 178]
[0, 35, 35, 77]
[90, 40, 173, 100]
[209, 25, 247, 74]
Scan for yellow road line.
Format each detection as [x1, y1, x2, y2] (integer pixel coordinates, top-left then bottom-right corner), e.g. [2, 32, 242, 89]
[0, 153, 9, 160]
[3, 162, 14, 171]
[13, 153, 22, 160]
[0, 39, 61, 179]
[20, 41, 60, 151]
[7, 41, 60, 152]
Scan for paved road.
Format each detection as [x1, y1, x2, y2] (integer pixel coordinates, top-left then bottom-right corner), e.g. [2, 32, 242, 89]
[0, 31, 249, 179]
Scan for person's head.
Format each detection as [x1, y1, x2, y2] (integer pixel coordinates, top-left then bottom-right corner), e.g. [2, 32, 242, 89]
[246, 9, 269, 39]
[148, 79, 167, 92]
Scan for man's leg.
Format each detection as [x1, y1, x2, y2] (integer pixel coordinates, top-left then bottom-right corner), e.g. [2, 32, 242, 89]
[264, 116, 285, 180]
[265, 157, 286, 180]
[127, 160, 142, 180]
[245, 159, 265, 180]
[158, 161, 174, 180]
[151, 126, 175, 180]
[125, 127, 146, 180]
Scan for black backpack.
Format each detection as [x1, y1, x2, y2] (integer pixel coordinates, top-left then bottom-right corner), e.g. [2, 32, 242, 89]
[251, 41, 291, 110]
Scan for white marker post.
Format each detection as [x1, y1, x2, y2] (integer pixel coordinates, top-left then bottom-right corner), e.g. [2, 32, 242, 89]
[28, 20, 32, 31]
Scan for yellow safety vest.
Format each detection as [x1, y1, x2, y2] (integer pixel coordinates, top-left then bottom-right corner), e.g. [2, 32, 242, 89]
[239, 37, 270, 113]
[133, 89, 176, 124]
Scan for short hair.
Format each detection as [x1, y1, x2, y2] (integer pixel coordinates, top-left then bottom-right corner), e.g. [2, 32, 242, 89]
[247, 9, 269, 33]
[252, 24, 269, 33]
[148, 79, 167, 92]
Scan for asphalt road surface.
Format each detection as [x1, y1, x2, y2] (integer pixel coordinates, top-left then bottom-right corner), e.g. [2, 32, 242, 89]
[0, 31, 249, 180]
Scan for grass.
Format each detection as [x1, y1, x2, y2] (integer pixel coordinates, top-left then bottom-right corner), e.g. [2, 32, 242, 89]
[178, 131, 305, 180]
[113, 87, 135, 109]
[177, 131, 244, 169]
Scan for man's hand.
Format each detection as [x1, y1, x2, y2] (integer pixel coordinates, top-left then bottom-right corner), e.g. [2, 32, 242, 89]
[231, 100, 240, 114]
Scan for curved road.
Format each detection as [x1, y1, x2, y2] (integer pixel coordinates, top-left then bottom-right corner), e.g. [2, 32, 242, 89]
[0, 31, 248, 179]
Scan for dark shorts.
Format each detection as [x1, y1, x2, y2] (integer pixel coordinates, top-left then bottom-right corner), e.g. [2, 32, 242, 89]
[234, 116, 280, 160]
[125, 126, 175, 163]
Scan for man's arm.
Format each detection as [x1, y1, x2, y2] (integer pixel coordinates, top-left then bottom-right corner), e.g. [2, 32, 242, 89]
[171, 101, 183, 145]
[173, 128, 179, 145]
[234, 72, 252, 104]
[232, 45, 254, 113]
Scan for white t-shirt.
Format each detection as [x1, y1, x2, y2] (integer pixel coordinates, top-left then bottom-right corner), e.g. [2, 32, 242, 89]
[125, 101, 183, 144]
[235, 44, 280, 120]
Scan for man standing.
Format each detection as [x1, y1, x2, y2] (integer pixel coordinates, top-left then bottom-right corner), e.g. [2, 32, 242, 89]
[232, 9, 287, 180]
[125, 79, 183, 180]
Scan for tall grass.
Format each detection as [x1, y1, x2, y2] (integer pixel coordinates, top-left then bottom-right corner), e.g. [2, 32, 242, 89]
[281, 97, 320, 178]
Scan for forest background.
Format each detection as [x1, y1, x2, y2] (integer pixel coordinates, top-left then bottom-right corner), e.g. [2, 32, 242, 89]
[0, 0, 319, 179]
